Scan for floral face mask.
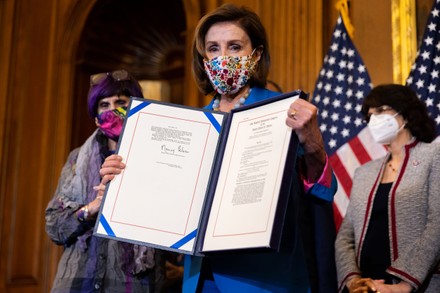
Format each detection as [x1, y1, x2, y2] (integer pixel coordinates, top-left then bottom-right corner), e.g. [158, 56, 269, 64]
[96, 106, 127, 142]
[203, 49, 258, 95]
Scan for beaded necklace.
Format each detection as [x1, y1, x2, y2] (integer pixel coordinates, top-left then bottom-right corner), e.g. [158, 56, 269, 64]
[388, 162, 397, 172]
[212, 88, 252, 111]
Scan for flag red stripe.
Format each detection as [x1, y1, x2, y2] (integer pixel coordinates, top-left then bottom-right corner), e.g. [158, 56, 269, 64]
[333, 203, 343, 231]
[348, 136, 372, 165]
[329, 154, 352, 196]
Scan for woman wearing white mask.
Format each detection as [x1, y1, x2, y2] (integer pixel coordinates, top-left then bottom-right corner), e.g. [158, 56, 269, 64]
[335, 84, 440, 293]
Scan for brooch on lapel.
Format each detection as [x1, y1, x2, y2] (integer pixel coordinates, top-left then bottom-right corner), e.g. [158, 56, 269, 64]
[412, 160, 421, 167]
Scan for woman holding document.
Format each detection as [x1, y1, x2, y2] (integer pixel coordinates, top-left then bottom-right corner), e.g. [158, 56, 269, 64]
[99, 4, 338, 293]
[45, 70, 166, 292]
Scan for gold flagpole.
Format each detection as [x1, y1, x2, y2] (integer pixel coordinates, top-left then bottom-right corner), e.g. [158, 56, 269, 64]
[336, 0, 355, 39]
[391, 0, 417, 84]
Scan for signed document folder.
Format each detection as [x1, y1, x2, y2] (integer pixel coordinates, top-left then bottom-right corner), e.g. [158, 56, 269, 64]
[94, 90, 304, 255]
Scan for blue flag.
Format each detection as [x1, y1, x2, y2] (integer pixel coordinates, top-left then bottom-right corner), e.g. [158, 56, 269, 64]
[312, 16, 372, 155]
[311, 16, 386, 226]
[406, 0, 440, 134]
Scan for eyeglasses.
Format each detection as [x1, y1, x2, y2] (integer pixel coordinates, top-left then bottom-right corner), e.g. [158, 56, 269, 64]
[365, 105, 395, 123]
[90, 69, 131, 86]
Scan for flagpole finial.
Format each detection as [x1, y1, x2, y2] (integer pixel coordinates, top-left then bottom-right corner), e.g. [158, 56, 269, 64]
[336, 0, 355, 39]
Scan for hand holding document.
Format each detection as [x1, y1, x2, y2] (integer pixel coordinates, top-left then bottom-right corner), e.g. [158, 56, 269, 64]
[94, 91, 304, 255]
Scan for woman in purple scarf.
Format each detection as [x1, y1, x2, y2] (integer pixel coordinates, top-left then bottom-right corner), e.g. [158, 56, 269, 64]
[45, 70, 166, 292]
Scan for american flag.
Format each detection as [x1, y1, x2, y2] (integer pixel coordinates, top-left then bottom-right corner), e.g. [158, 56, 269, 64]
[406, 0, 440, 135]
[311, 16, 386, 229]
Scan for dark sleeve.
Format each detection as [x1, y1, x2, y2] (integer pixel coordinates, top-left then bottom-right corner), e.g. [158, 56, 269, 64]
[300, 176, 338, 293]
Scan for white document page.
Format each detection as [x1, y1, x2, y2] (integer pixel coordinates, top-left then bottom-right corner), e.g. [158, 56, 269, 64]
[96, 99, 224, 253]
[202, 94, 298, 252]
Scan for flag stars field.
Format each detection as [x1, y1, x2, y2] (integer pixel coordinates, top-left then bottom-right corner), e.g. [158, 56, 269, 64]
[311, 13, 376, 225]
[406, 0, 440, 134]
